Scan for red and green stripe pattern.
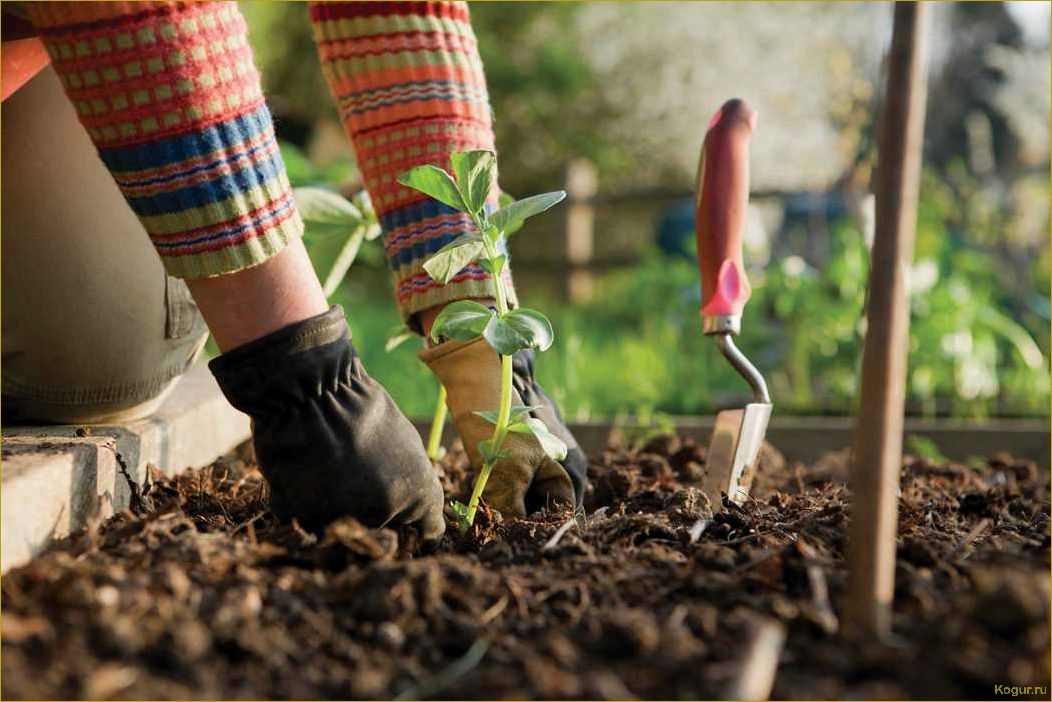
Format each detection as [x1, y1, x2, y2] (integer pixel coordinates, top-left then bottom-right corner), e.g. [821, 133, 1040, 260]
[28, 1, 303, 278]
[310, 1, 517, 321]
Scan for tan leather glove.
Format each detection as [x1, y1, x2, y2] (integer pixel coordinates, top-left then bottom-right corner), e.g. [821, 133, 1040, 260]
[420, 337, 586, 519]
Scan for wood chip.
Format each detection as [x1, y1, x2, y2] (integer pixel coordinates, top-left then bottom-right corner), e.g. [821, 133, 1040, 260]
[726, 616, 786, 701]
[542, 517, 577, 551]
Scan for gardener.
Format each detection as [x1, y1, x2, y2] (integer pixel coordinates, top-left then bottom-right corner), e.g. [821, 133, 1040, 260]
[2, 1, 587, 541]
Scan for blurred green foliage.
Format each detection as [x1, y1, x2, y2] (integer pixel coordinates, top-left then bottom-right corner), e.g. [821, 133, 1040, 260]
[315, 185, 1049, 420]
[239, 2, 334, 127]
[469, 3, 628, 194]
[239, 0, 1049, 422]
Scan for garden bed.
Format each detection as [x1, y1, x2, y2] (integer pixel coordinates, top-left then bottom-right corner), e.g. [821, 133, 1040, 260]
[2, 435, 1048, 700]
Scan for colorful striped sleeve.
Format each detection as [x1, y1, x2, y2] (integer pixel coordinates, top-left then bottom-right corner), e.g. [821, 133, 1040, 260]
[27, 1, 303, 279]
[309, 1, 517, 325]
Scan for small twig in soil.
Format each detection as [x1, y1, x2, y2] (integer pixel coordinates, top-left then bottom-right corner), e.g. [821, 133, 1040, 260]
[232, 510, 267, 537]
[567, 582, 591, 626]
[588, 505, 610, 524]
[394, 639, 489, 701]
[478, 596, 508, 625]
[591, 671, 639, 700]
[689, 518, 710, 543]
[542, 516, 578, 551]
[289, 519, 317, 545]
[806, 563, 839, 635]
[722, 529, 770, 546]
[505, 577, 530, 618]
[726, 615, 786, 701]
[957, 518, 991, 558]
[734, 549, 780, 573]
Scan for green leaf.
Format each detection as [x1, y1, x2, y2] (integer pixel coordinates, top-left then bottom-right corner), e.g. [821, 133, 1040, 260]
[495, 191, 518, 235]
[321, 228, 366, 298]
[473, 405, 541, 425]
[423, 234, 485, 284]
[397, 164, 467, 212]
[906, 435, 948, 464]
[479, 254, 506, 276]
[431, 300, 495, 342]
[482, 223, 501, 246]
[978, 306, 1046, 370]
[478, 440, 511, 463]
[293, 187, 363, 235]
[499, 308, 556, 352]
[362, 223, 382, 242]
[514, 417, 568, 461]
[350, 190, 382, 239]
[385, 324, 415, 352]
[451, 500, 469, 518]
[295, 187, 370, 296]
[508, 404, 540, 425]
[490, 191, 566, 235]
[280, 141, 318, 186]
[450, 150, 496, 216]
[483, 316, 532, 355]
[482, 308, 556, 355]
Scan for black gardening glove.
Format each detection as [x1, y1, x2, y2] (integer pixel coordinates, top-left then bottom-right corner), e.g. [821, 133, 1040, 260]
[209, 306, 445, 541]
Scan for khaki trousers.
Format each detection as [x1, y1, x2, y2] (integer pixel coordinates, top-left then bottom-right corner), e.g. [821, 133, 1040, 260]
[2, 67, 209, 424]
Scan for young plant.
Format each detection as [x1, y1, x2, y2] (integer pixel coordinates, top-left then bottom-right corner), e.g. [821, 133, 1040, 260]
[398, 150, 567, 531]
[292, 187, 381, 298]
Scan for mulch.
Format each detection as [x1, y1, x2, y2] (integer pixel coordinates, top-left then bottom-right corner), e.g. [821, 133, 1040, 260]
[2, 434, 1048, 700]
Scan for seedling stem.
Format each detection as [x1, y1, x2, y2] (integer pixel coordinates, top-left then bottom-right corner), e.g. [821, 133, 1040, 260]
[398, 150, 568, 532]
[426, 384, 448, 461]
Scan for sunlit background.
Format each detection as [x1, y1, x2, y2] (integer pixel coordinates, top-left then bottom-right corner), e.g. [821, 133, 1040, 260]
[241, 1, 1051, 421]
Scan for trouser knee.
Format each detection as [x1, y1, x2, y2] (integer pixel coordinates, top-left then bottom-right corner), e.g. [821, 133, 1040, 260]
[1, 67, 209, 424]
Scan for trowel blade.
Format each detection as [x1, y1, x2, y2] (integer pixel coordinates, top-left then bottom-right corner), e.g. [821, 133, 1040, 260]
[703, 402, 773, 507]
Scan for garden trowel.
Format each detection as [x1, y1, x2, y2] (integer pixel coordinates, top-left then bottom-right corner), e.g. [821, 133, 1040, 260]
[695, 98, 772, 508]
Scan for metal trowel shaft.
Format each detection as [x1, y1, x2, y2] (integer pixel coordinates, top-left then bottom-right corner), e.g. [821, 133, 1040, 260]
[695, 98, 772, 507]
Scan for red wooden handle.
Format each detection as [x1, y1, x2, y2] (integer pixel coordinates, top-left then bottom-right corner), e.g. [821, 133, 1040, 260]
[695, 98, 757, 319]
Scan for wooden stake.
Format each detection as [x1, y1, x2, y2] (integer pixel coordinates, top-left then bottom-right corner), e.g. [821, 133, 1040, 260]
[845, 1, 930, 640]
[564, 158, 597, 303]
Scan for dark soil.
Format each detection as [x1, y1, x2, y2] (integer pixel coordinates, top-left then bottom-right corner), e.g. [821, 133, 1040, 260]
[2, 435, 1049, 700]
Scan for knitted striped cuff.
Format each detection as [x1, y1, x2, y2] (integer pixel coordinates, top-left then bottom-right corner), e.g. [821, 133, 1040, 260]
[28, 1, 303, 279]
[310, 0, 516, 323]
[384, 200, 518, 320]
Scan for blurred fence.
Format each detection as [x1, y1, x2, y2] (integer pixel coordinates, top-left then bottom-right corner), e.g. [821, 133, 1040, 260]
[518, 157, 818, 303]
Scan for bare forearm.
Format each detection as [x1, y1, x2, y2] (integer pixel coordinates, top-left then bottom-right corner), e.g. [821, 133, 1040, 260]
[185, 240, 328, 352]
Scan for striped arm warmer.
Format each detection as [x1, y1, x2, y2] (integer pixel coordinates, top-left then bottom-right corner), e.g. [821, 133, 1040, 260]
[309, 1, 517, 324]
[27, 2, 303, 279]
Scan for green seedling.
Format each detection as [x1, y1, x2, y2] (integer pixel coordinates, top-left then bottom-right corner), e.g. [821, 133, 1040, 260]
[292, 186, 381, 298]
[387, 324, 449, 461]
[398, 150, 567, 531]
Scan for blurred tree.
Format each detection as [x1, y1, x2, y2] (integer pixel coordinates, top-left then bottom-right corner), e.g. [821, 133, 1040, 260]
[469, 2, 627, 194]
[240, 2, 337, 146]
[925, 2, 1026, 180]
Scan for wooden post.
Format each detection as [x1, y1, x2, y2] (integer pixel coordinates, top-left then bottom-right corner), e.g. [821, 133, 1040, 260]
[564, 159, 597, 303]
[845, 1, 930, 640]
